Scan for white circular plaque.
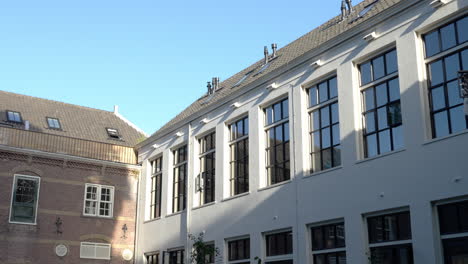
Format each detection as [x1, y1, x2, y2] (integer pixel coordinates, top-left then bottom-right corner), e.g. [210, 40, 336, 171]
[55, 244, 68, 257]
[122, 249, 133, 261]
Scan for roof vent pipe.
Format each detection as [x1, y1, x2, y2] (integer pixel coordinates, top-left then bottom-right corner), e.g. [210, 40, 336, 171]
[212, 77, 220, 91]
[341, 0, 347, 20]
[207, 81, 213, 95]
[271, 43, 277, 58]
[264, 46, 269, 65]
[25, 120, 30, 131]
[346, 0, 353, 13]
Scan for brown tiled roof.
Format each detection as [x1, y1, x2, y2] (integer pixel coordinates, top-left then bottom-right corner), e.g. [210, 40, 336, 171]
[0, 90, 146, 147]
[141, 0, 407, 146]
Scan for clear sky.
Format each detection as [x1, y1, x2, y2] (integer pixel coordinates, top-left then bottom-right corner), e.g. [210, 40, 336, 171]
[0, 0, 351, 135]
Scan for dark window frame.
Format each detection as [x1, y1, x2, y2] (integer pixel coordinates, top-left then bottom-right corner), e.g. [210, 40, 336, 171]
[150, 156, 163, 219]
[370, 243, 414, 264]
[307, 76, 341, 173]
[168, 249, 185, 264]
[423, 15, 468, 138]
[437, 200, 468, 235]
[358, 49, 403, 158]
[146, 252, 160, 264]
[310, 221, 347, 264]
[229, 116, 249, 196]
[198, 132, 216, 205]
[367, 211, 412, 244]
[6, 110, 23, 123]
[46, 116, 62, 130]
[264, 98, 290, 186]
[9, 174, 40, 224]
[265, 230, 293, 257]
[106, 127, 121, 139]
[172, 145, 187, 213]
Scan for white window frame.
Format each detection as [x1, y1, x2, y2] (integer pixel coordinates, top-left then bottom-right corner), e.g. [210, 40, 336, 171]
[80, 242, 111, 260]
[9, 174, 41, 225]
[226, 235, 250, 264]
[308, 219, 347, 264]
[83, 183, 114, 218]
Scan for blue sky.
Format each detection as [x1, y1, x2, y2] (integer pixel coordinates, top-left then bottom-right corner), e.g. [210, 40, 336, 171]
[0, 0, 350, 135]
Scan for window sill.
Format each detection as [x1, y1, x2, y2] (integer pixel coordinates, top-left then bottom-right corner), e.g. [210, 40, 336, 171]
[192, 201, 216, 211]
[304, 166, 343, 179]
[143, 217, 161, 224]
[423, 129, 468, 146]
[222, 192, 250, 202]
[81, 214, 114, 220]
[258, 179, 292, 192]
[8, 220, 37, 226]
[355, 148, 406, 164]
[166, 210, 185, 218]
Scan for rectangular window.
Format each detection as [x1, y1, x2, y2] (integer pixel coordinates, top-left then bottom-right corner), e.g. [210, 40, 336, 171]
[229, 116, 249, 196]
[265, 230, 293, 263]
[228, 237, 250, 263]
[423, 15, 468, 138]
[146, 252, 160, 264]
[264, 98, 290, 185]
[308, 76, 341, 173]
[47, 117, 61, 129]
[198, 132, 216, 205]
[80, 242, 111, 260]
[367, 211, 413, 264]
[359, 49, 403, 158]
[150, 157, 163, 219]
[9, 175, 40, 224]
[437, 200, 468, 264]
[106, 128, 121, 139]
[173, 145, 187, 213]
[168, 249, 185, 264]
[83, 184, 114, 217]
[6, 110, 22, 123]
[310, 222, 346, 264]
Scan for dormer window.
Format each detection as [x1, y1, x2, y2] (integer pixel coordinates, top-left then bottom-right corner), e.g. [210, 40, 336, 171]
[106, 128, 120, 139]
[47, 117, 61, 129]
[6, 111, 22, 123]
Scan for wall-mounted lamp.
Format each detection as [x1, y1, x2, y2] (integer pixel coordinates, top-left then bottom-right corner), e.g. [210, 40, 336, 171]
[429, 0, 448, 8]
[363, 32, 377, 42]
[267, 82, 279, 91]
[121, 224, 128, 239]
[231, 102, 241, 109]
[200, 118, 209, 124]
[152, 144, 159, 149]
[175, 132, 184, 137]
[311, 60, 323, 68]
[55, 217, 63, 234]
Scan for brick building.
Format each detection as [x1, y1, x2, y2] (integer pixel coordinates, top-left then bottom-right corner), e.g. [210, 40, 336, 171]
[0, 90, 146, 263]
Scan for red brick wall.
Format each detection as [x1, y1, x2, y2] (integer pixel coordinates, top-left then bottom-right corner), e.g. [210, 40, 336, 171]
[0, 150, 139, 264]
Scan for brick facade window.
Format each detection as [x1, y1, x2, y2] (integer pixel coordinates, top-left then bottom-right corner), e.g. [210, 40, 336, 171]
[9, 174, 41, 224]
[83, 183, 114, 217]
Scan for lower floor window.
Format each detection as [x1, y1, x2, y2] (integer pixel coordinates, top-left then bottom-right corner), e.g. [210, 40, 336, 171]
[80, 242, 111, 260]
[169, 249, 184, 264]
[265, 230, 293, 263]
[228, 237, 250, 263]
[370, 244, 413, 264]
[265, 260, 293, 264]
[146, 252, 160, 264]
[442, 237, 468, 264]
[313, 252, 346, 264]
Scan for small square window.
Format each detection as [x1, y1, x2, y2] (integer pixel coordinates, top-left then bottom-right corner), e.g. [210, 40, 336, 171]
[106, 128, 120, 139]
[47, 117, 61, 129]
[6, 111, 22, 123]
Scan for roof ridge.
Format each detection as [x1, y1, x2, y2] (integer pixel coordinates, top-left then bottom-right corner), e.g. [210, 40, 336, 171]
[0, 90, 114, 114]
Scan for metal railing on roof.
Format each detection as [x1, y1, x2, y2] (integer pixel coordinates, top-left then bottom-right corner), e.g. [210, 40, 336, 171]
[0, 126, 137, 164]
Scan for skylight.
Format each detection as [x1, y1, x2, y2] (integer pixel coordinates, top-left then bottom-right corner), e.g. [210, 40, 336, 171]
[47, 117, 61, 129]
[106, 128, 120, 139]
[349, 0, 379, 23]
[6, 111, 22, 123]
[233, 70, 255, 87]
[254, 63, 270, 76]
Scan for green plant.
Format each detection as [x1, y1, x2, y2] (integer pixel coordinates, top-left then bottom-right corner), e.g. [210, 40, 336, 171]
[254, 256, 262, 264]
[188, 233, 219, 264]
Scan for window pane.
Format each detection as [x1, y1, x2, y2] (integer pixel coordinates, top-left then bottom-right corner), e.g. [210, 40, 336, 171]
[388, 103, 402, 126]
[336, 224, 345, 247]
[315, 254, 326, 264]
[388, 78, 400, 102]
[372, 56, 385, 80]
[366, 134, 378, 157]
[321, 107, 330, 127]
[322, 127, 331, 148]
[309, 87, 318, 107]
[363, 88, 375, 111]
[312, 228, 324, 250]
[463, 49, 468, 69]
[319, 82, 329, 103]
[460, 203, 468, 232]
[274, 102, 282, 122]
[311, 152, 321, 172]
[424, 30, 440, 57]
[331, 103, 339, 124]
[431, 86, 446, 111]
[311, 111, 320, 131]
[398, 213, 412, 240]
[322, 148, 332, 170]
[434, 111, 450, 138]
[360, 62, 372, 85]
[333, 146, 341, 167]
[447, 80, 463, 107]
[438, 203, 459, 234]
[284, 122, 290, 142]
[457, 16, 468, 43]
[311, 131, 321, 152]
[266, 107, 274, 125]
[440, 23, 457, 51]
[429, 60, 444, 86]
[378, 130, 391, 154]
[282, 99, 289, 119]
[445, 53, 461, 81]
[376, 83, 388, 107]
[324, 225, 336, 249]
[392, 126, 404, 150]
[329, 77, 338, 99]
[275, 125, 283, 143]
[332, 124, 340, 146]
[365, 112, 376, 133]
[368, 217, 383, 243]
[377, 107, 388, 130]
[442, 237, 468, 264]
[450, 106, 467, 133]
[385, 50, 398, 74]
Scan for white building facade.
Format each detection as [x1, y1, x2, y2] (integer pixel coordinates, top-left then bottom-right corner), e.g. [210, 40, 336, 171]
[135, 0, 468, 263]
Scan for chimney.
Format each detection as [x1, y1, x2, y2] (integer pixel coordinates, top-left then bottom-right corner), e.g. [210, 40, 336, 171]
[114, 105, 119, 114]
[341, 0, 347, 20]
[271, 43, 277, 58]
[212, 77, 220, 91]
[25, 120, 30, 130]
[207, 81, 213, 95]
[264, 46, 269, 65]
[346, 0, 353, 13]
